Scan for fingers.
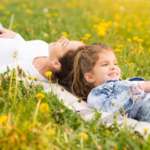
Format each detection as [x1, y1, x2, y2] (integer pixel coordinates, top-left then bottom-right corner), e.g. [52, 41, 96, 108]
[57, 36, 68, 42]
[57, 36, 69, 48]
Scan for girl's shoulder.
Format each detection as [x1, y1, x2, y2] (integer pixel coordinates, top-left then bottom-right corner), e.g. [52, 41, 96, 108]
[88, 80, 120, 97]
[88, 80, 137, 98]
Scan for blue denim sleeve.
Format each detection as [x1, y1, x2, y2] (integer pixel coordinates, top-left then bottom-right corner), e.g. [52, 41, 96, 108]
[87, 81, 135, 113]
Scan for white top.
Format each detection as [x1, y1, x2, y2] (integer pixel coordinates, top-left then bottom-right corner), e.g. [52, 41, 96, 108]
[0, 33, 49, 81]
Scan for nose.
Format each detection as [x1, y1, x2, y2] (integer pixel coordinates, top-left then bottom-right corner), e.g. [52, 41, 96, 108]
[110, 64, 116, 70]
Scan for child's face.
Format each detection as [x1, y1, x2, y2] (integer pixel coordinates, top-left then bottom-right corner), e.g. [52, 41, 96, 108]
[85, 51, 121, 86]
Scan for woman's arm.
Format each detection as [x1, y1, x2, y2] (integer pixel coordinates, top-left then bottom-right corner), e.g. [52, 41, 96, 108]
[0, 28, 25, 41]
[0, 28, 17, 38]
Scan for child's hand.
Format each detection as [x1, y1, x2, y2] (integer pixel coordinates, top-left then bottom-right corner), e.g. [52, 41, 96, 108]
[131, 85, 143, 95]
[0, 28, 17, 38]
[130, 84, 145, 101]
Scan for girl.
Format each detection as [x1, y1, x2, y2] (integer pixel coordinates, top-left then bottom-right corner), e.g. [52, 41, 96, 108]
[71, 44, 150, 122]
[0, 27, 84, 81]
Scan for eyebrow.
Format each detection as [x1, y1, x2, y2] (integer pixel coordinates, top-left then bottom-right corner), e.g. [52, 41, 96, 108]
[98, 59, 117, 64]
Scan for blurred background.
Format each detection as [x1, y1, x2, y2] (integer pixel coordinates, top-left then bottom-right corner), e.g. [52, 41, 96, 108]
[1, 0, 150, 79]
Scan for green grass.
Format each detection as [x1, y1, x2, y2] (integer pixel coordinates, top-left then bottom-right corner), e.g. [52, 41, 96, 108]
[0, 0, 150, 149]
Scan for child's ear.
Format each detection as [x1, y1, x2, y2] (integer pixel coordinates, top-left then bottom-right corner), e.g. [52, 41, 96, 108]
[84, 72, 95, 83]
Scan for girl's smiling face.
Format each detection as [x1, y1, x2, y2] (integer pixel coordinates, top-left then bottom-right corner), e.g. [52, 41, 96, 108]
[84, 50, 121, 86]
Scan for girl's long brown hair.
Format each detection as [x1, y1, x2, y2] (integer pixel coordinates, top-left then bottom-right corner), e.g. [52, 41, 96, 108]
[71, 44, 112, 101]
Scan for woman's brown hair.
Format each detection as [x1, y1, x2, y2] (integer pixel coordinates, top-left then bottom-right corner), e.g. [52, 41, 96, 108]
[52, 50, 76, 92]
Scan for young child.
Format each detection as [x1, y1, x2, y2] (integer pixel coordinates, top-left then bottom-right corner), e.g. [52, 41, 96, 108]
[71, 44, 150, 122]
[0, 27, 84, 81]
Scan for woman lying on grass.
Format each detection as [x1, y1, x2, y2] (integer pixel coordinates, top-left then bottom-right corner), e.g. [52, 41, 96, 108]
[69, 44, 150, 122]
[0, 27, 84, 81]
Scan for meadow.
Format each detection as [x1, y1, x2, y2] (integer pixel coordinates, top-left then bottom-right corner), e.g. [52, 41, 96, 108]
[0, 0, 150, 149]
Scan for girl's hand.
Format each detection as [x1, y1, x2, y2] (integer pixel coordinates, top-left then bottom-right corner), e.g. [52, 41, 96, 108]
[0, 28, 17, 38]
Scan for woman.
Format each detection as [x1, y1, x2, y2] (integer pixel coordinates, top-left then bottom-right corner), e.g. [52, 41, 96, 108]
[0, 27, 84, 81]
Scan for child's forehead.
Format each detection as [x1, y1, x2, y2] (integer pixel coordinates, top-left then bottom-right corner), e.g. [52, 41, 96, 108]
[67, 41, 84, 50]
[97, 50, 117, 60]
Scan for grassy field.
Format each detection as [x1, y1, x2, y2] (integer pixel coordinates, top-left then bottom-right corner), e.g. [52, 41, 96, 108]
[0, 0, 150, 149]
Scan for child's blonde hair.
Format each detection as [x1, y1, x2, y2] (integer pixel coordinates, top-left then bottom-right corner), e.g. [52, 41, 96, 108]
[71, 44, 112, 101]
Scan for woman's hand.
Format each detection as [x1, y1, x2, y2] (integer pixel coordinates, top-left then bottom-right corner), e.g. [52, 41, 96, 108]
[49, 37, 84, 60]
[0, 28, 17, 38]
[48, 37, 70, 60]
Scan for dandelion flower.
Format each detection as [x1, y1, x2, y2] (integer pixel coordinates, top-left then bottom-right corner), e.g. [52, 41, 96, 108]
[61, 32, 69, 38]
[44, 71, 52, 79]
[80, 33, 91, 42]
[0, 115, 8, 124]
[35, 92, 45, 100]
[79, 132, 88, 141]
[144, 127, 149, 135]
[39, 103, 49, 113]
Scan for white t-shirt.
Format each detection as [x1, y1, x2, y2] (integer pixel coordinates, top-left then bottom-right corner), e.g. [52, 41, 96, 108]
[0, 33, 49, 81]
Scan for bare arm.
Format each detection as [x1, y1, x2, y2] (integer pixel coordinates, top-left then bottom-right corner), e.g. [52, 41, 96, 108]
[0, 28, 17, 38]
[138, 81, 150, 92]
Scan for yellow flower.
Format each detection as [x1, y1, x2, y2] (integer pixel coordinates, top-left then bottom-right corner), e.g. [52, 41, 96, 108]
[28, 76, 37, 81]
[26, 9, 33, 15]
[61, 32, 69, 38]
[127, 38, 131, 42]
[113, 144, 118, 150]
[114, 14, 120, 22]
[79, 132, 88, 141]
[114, 44, 123, 53]
[43, 32, 49, 38]
[44, 71, 52, 80]
[80, 33, 91, 42]
[0, 115, 8, 124]
[35, 92, 45, 100]
[48, 128, 56, 137]
[144, 128, 149, 135]
[114, 21, 120, 29]
[0, 5, 5, 11]
[39, 103, 49, 113]
[132, 36, 143, 43]
[94, 20, 112, 37]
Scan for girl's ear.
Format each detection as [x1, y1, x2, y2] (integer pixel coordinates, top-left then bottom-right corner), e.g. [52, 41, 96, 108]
[84, 72, 95, 83]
